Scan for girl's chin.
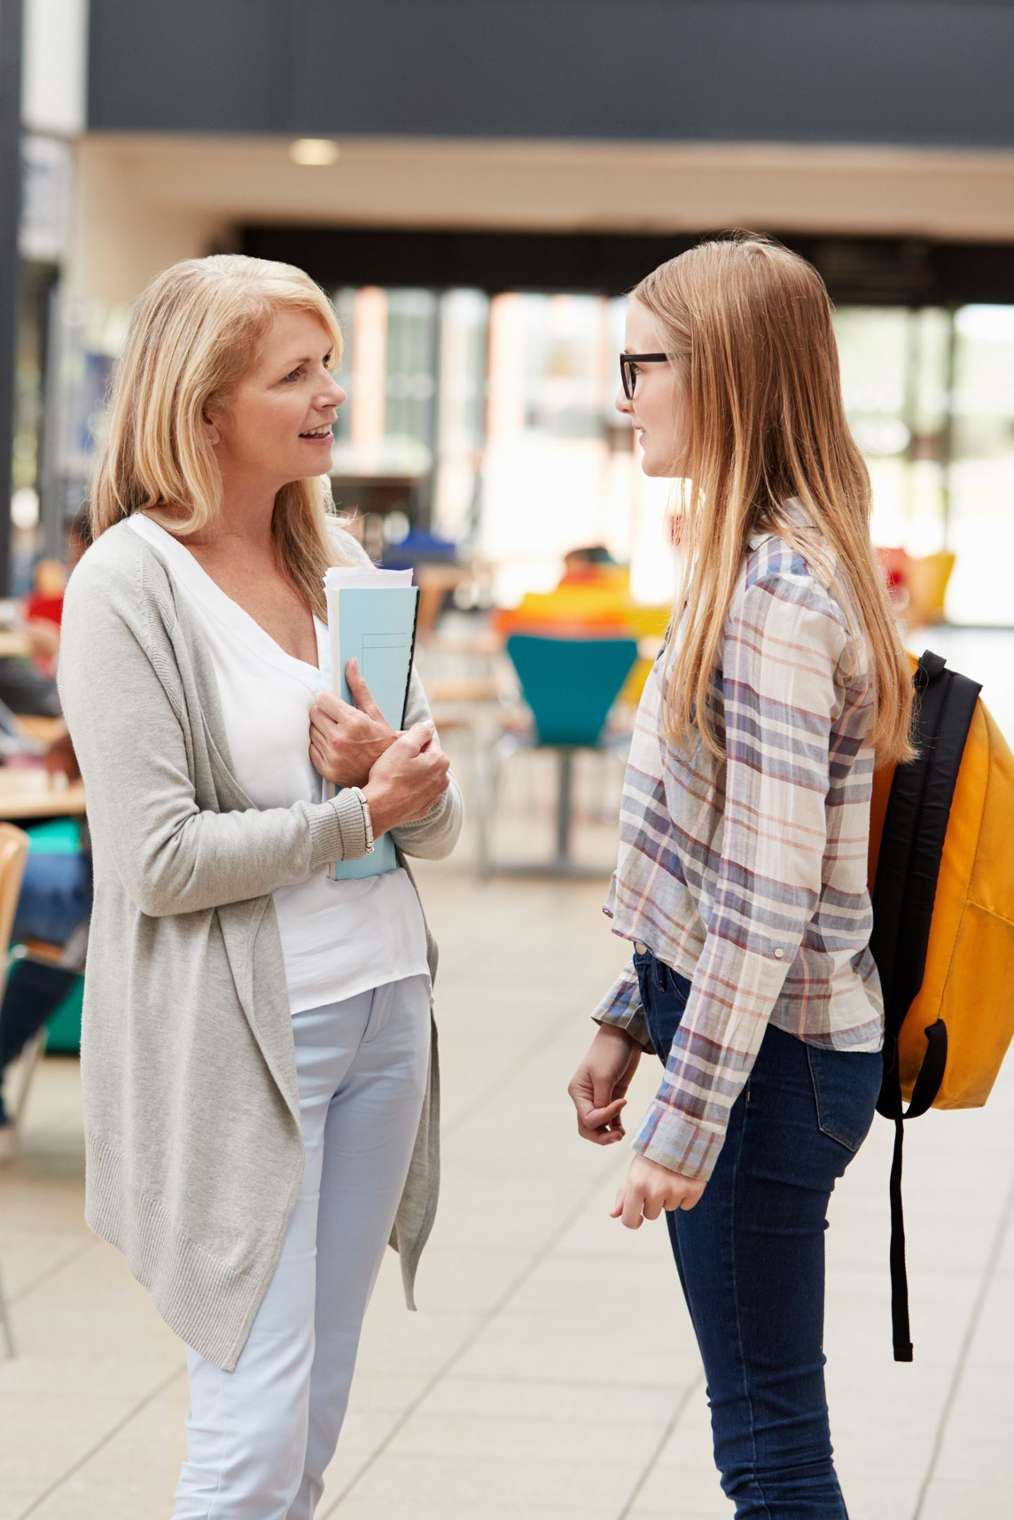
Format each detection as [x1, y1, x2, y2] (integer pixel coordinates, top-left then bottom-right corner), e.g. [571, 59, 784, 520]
[640, 456, 672, 479]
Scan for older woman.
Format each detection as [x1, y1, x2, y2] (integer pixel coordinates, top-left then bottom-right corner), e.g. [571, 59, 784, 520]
[58, 254, 462, 1519]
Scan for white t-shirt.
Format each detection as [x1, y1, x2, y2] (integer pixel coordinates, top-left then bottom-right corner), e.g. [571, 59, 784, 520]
[127, 513, 430, 1013]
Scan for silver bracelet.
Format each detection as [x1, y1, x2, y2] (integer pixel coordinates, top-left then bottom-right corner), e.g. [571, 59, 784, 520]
[348, 786, 376, 855]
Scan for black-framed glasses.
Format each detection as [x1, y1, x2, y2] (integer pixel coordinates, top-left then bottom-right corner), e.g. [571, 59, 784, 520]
[619, 351, 668, 400]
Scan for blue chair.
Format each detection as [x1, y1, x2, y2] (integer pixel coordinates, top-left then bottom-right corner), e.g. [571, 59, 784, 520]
[478, 633, 638, 877]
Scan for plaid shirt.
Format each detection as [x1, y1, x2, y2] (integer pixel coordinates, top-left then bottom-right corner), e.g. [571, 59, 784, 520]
[594, 518, 885, 1182]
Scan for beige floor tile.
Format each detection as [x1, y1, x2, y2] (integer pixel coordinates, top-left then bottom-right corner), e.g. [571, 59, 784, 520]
[0, 1390, 138, 1500]
[0, 1495, 46, 1520]
[627, 1511, 725, 1519]
[550, 1201, 679, 1262]
[341, 1368, 435, 1414]
[834, 1421, 938, 1483]
[507, 1249, 682, 1320]
[418, 1373, 682, 1425]
[369, 1245, 531, 1317]
[15, 1479, 169, 1520]
[20, 1390, 185, 1519]
[314, 1407, 408, 1512]
[0, 1493, 41, 1520]
[324, 1504, 619, 1520]
[837, 1474, 922, 1518]
[0, 1287, 183, 1397]
[386, 1408, 663, 1466]
[341, 1449, 636, 1512]
[2, 1170, 89, 1234]
[0, 1234, 92, 1303]
[933, 1372, 1014, 1485]
[425, 1187, 589, 1254]
[920, 1477, 1014, 1519]
[353, 1306, 480, 1378]
[963, 1282, 1014, 1370]
[19, 1381, 397, 1518]
[452, 1308, 699, 1387]
[628, 1458, 728, 1516]
[933, 1430, 1014, 1486]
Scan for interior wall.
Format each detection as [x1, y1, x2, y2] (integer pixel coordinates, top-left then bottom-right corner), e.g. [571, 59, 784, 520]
[67, 140, 230, 306]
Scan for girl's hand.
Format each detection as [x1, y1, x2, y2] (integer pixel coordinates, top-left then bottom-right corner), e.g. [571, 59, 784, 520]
[362, 722, 451, 836]
[309, 659, 398, 788]
[612, 1153, 705, 1228]
[567, 1025, 642, 1145]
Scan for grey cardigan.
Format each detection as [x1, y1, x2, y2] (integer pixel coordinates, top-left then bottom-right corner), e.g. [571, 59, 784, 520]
[57, 517, 462, 1371]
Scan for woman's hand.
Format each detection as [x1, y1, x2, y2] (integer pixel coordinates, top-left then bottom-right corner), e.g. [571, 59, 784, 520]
[362, 721, 451, 836]
[43, 728, 80, 782]
[309, 659, 398, 788]
[568, 1025, 642, 1145]
[612, 1153, 705, 1228]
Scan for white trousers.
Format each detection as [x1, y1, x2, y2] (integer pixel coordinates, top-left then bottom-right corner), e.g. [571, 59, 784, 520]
[173, 974, 431, 1520]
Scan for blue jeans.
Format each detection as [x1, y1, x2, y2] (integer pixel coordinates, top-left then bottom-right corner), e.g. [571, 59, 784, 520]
[633, 947, 882, 1519]
[11, 848, 91, 947]
[0, 850, 92, 1124]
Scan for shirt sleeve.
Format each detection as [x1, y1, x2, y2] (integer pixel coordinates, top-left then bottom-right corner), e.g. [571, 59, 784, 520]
[633, 573, 850, 1181]
[591, 963, 654, 1051]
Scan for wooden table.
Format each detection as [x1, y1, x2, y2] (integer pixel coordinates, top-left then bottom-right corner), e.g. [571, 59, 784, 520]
[0, 630, 32, 659]
[15, 716, 66, 746]
[0, 769, 86, 820]
[424, 677, 501, 705]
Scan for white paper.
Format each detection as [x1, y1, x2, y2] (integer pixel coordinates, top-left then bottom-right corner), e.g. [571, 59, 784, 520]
[323, 566, 414, 593]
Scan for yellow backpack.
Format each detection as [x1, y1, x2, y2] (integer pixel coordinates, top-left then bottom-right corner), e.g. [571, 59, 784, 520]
[868, 650, 1014, 1361]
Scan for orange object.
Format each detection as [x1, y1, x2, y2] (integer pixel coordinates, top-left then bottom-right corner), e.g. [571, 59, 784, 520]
[867, 657, 1014, 1109]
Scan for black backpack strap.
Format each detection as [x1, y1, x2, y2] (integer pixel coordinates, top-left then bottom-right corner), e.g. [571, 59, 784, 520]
[869, 650, 980, 1361]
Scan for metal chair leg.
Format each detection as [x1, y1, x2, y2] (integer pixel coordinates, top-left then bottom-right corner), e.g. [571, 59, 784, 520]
[554, 749, 575, 868]
[12, 1026, 47, 1136]
[476, 733, 516, 879]
[0, 1259, 16, 1358]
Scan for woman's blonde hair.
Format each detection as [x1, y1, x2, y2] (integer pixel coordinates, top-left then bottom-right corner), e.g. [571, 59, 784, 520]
[633, 233, 914, 765]
[90, 253, 351, 617]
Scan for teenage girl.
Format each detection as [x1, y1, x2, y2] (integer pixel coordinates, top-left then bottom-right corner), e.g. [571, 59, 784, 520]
[569, 234, 913, 1519]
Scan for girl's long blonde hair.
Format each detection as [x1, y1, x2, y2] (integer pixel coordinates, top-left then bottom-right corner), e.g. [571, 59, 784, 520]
[633, 233, 914, 765]
[90, 253, 351, 618]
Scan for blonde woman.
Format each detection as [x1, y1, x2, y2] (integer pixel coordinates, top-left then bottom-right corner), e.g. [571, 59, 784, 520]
[569, 236, 912, 1518]
[58, 255, 462, 1518]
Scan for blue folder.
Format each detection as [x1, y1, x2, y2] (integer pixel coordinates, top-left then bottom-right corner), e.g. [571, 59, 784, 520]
[327, 584, 420, 881]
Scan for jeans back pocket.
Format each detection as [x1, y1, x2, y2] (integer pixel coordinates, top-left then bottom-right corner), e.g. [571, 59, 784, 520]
[806, 1044, 884, 1153]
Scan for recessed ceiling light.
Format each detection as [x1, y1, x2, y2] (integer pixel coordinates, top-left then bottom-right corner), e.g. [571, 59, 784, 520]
[289, 138, 340, 167]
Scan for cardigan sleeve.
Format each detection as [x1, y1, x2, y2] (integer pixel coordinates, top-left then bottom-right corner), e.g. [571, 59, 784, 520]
[58, 550, 372, 919]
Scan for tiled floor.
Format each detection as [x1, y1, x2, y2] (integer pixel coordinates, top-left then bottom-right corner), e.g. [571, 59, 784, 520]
[2, 625, 1012, 1519]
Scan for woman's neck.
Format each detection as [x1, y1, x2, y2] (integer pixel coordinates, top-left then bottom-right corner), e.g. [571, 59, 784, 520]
[186, 476, 279, 554]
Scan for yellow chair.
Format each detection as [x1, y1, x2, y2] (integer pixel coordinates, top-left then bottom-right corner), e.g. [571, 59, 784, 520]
[906, 552, 956, 626]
